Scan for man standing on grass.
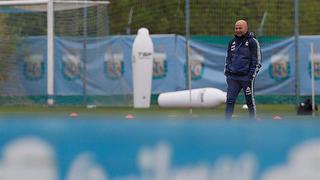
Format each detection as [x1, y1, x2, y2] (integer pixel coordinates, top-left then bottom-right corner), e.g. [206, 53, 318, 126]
[224, 19, 262, 120]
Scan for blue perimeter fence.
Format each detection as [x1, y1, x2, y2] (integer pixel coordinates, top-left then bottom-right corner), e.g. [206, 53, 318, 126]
[2, 35, 320, 105]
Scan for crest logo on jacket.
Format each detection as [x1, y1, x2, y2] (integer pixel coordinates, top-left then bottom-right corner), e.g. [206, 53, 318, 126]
[104, 47, 124, 79]
[153, 45, 167, 79]
[62, 50, 81, 80]
[269, 49, 290, 82]
[309, 43, 320, 80]
[245, 41, 249, 46]
[24, 51, 44, 80]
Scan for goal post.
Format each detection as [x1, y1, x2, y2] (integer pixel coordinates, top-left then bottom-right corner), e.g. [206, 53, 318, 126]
[0, 0, 112, 106]
[50, 0, 110, 105]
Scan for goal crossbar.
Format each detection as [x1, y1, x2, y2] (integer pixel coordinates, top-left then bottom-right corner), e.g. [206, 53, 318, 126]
[0, 0, 110, 6]
[0, 0, 49, 6]
[55, 1, 109, 4]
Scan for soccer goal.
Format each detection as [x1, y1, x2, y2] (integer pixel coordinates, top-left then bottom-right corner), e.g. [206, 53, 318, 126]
[0, 0, 134, 107]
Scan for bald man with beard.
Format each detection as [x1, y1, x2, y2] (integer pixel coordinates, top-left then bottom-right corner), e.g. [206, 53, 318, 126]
[224, 20, 262, 120]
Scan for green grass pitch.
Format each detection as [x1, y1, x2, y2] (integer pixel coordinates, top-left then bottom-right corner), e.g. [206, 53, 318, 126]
[0, 104, 316, 121]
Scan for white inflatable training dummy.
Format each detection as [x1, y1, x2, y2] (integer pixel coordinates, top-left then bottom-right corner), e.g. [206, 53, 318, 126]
[132, 27, 154, 108]
[158, 87, 226, 108]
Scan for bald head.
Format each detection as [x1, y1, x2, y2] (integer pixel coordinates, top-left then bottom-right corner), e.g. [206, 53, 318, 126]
[235, 20, 248, 37]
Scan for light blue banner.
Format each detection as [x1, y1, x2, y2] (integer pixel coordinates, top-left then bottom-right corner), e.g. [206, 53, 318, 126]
[54, 35, 185, 95]
[184, 37, 296, 94]
[6, 35, 320, 96]
[298, 36, 320, 95]
[1, 36, 47, 96]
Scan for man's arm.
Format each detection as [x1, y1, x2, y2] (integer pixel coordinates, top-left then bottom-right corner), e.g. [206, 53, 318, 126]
[224, 41, 232, 76]
[249, 38, 261, 80]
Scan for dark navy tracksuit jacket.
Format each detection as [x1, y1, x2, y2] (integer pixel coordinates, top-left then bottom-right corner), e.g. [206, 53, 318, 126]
[224, 32, 261, 120]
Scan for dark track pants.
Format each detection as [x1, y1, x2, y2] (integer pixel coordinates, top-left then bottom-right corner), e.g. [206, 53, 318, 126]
[225, 78, 256, 120]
